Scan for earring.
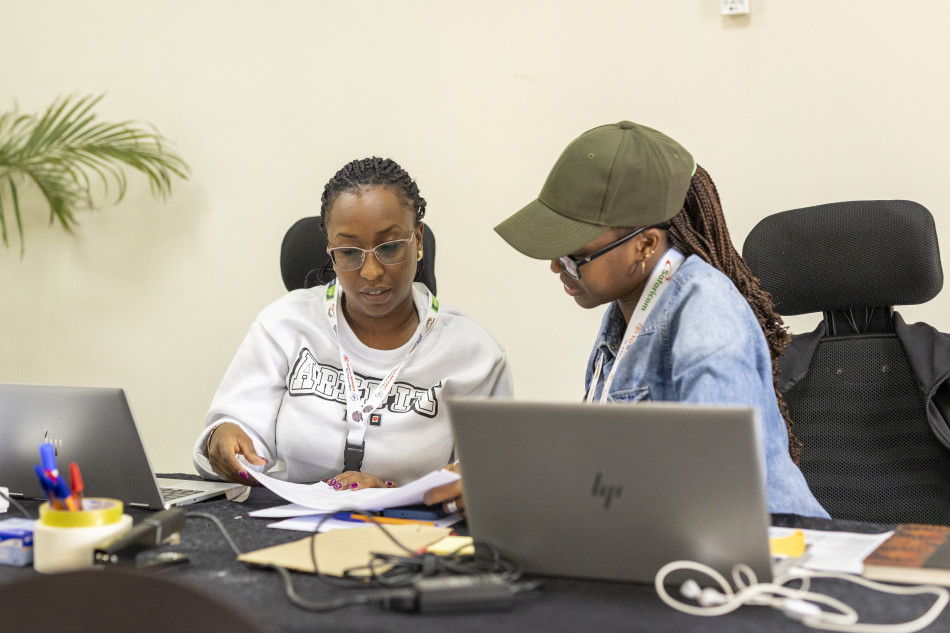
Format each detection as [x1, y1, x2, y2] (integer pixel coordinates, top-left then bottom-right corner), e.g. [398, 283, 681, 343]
[417, 250, 424, 261]
[641, 249, 655, 274]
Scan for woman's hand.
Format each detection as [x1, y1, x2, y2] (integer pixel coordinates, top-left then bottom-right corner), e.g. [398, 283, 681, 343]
[326, 471, 396, 491]
[423, 461, 465, 515]
[207, 422, 267, 484]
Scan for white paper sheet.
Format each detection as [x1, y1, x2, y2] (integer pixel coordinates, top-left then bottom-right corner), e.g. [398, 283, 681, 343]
[769, 527, 894, 575]
[268, 514, 375, 532]
[249, 503, 320, 519]
[237, 457, 460, 512]
[267, 512, 463, 532]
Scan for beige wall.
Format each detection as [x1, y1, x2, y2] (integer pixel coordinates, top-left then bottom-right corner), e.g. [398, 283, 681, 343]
[2, 1, 948, 472]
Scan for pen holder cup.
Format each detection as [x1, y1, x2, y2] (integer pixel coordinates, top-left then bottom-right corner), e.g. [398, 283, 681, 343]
[33, 498, 133, 574]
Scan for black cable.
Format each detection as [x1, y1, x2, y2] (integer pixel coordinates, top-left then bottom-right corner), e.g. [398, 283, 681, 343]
[306, 511, 385, 589]
[186, 512, 243, 555]
[318, 512, 529, 591]
[0, 488, 34, 519]
[311, 510, 518, 587]
[187, 510, 541, 613]
[185, 511, 416, 612]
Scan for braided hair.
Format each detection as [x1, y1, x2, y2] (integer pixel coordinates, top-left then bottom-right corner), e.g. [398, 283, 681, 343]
[660, 165, 801, 464]
[320, 157, 426, 227]
[312, 157, 428, 287]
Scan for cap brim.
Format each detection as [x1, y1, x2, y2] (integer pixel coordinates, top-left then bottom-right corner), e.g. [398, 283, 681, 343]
[494, 198, 608, 260]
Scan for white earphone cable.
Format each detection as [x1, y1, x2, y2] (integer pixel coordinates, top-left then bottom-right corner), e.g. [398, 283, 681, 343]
[655, 560, 949, 633]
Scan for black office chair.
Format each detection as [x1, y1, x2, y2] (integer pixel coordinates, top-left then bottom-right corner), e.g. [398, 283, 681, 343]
[279, 216, 437, 295]
[742, 200, 950, 525]
[0, 568, 279, 633]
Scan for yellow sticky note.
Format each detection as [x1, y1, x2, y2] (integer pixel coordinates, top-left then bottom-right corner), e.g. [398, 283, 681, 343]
[425, 535, 474, 556]
[770, 529, 806, 558]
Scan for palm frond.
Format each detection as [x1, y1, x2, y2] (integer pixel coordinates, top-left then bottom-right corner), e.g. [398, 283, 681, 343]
[0, 93, 190, 254]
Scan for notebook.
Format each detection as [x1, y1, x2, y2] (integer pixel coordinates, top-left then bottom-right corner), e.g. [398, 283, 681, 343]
[0, 384, 243, 510]
[445, 398, 773, 584]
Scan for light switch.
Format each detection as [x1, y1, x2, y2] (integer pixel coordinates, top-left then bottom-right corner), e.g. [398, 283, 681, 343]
[721, 0, 750, 15]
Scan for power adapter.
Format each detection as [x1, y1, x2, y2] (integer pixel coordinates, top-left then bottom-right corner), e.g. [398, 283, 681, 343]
[386, 574, 515, 613]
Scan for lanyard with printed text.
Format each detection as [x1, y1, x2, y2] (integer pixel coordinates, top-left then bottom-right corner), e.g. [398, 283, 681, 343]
[324, 279, 440, 470]
[585, 248, 685, 404]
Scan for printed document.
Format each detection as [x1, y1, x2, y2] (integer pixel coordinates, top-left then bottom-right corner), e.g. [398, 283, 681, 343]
[237, 457, 459, 512]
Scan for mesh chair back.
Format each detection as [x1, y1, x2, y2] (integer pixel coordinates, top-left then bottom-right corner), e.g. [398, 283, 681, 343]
[743, 200, 950, 524]
[791, 336, 950, 524]
[280, 217, 437, 294]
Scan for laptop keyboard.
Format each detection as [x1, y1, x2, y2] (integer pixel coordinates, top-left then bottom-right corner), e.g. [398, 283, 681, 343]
[160, 486, 203, 501]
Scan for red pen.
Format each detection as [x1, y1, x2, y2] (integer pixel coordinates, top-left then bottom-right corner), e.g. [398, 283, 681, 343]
[70, 462, 84, 509]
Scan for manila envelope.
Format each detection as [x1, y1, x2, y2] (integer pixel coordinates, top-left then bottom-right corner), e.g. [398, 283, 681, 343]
[237, 524, 451, 577]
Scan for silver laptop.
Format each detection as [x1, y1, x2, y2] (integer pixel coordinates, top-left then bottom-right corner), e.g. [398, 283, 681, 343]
[0, 384, 243, 510]
[446, 398, 773, 584]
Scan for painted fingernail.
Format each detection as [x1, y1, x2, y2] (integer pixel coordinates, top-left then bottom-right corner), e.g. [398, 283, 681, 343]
[328, 479, 337, 486]
[334, 483, 343, 490]
[349, 482, 359, 489]
[385, 480, 395, 488]
[239, 470, 249, 480]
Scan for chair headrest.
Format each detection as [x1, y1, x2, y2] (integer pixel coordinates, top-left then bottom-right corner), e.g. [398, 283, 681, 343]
[280, 217, 438, 295]
[742, 200, 943, 316]
[280, 217, 331, 291]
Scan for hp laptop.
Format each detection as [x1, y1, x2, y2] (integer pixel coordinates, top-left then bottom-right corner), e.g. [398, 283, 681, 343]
[0, 384, 243, 510]
[446, 398, 773, 584]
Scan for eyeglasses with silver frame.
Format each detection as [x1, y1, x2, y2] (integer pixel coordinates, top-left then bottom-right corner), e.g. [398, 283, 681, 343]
[327, 234, 416, 271]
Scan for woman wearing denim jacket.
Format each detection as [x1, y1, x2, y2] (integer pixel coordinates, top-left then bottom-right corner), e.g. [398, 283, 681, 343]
[489, 121, 828, 519]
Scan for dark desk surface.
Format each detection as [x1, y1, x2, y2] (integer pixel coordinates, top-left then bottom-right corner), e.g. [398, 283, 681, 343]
[1, 485, 946, 633]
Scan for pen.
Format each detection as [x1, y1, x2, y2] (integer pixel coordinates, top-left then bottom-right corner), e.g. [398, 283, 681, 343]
[38, 443, 73, 509]
[34, 465, 60, 509]
[70, 462, 84, 509]
[39, 443, 58, 477]
[336, 512, 438, 527]
[45, 468, 77, 511]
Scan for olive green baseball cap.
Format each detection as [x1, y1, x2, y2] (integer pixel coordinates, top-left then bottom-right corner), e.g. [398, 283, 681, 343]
[495, 121, 695, 259]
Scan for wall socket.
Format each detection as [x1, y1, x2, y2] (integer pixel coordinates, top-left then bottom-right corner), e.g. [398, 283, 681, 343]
[721, 0, 750, 15]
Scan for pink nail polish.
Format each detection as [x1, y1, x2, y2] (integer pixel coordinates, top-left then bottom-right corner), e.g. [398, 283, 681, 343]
[328, 479, 337, 486]
[349, 482, 358, 489]
[334, 483, 342, 490]
[239, 470, 249, 480]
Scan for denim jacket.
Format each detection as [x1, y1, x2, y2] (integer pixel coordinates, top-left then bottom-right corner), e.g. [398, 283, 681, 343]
[585, 255, 829, 518]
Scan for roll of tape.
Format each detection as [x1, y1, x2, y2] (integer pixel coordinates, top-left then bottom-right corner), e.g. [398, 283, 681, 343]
[39, 498, 124, 528]
[33, 499, 132, 573]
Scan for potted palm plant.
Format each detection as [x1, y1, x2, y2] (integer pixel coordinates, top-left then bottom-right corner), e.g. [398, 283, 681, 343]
[0, 94, 189, 254]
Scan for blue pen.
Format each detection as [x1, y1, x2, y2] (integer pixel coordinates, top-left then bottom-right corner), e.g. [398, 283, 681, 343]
[49, 472, 72, 501]
[45, 468, 77, 511]
[33, 465, 60, 509]
[39, 443, 58, 476]
[330, 511, 389, 524]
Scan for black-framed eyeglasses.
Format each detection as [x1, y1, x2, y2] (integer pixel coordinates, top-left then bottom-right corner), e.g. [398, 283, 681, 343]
[327, 234, 416, 271]
[557, 226, 650, 280]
